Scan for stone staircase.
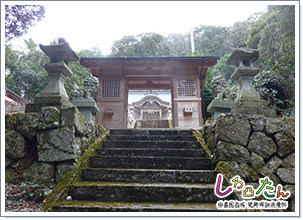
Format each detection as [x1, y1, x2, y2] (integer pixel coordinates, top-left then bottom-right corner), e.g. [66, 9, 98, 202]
[52, 129, 230, 212]
[134, 120, 170, 128]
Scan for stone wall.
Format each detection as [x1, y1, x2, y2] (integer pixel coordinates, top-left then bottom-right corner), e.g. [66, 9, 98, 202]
[5, 106, 105, 184]
[203, 114, 295, 211]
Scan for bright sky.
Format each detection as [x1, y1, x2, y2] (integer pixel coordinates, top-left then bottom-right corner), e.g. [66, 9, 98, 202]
[3, 1, 292, 55]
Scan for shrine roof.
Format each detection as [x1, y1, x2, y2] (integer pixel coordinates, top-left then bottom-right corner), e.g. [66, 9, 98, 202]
[132, 94, 170, 106]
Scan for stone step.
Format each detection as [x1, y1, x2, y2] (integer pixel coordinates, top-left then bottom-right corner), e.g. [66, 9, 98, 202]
[69, 182, 220, 203]
[89, 156, 212, 170]
[53, 201, 233, 212]
[47, 128, 228, 213]
[82, 168, 217, 183]
[134, 120, 170, 129]
[108, 135, 196, 141]
[96, 148, 207, 157]
[102, 140, 201, 149]
[110, 128, 193, 136]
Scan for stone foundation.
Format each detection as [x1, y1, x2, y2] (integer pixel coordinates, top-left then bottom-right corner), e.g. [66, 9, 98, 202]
[5, 106, 105, 184]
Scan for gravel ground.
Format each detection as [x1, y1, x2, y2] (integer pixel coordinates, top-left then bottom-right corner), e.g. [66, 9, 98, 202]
[5, 182, 54, 212]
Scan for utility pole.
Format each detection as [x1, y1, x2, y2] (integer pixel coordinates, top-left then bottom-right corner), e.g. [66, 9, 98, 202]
[190, 29, 195, 55]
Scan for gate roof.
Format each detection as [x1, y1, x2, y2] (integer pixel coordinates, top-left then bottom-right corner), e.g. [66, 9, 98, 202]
[80, 56, 219, 89]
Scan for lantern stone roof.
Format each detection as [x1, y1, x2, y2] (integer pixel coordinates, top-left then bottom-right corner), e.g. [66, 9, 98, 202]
[226, 44, 259, 66]
[39, 39, 79, 63]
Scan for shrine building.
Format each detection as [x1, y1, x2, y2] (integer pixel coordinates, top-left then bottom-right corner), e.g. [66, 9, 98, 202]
[80, 57, 219, 129]
[131, 92, 171, 121]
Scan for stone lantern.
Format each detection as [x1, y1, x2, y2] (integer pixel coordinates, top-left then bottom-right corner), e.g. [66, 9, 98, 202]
[26, 38, 79, 112]
[226, 43, 276, 116]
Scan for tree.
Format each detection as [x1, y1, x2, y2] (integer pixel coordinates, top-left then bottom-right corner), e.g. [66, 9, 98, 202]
[193, 25, 232, 57]
[167, 32, 191, 57]
[5, 38, 48, 101]
[227, 19, 256, 49]
[211, 54, 235, 84]
[5, 38, 103, 101]
[110, 33, 171, 57]
[65, 47, 104, 97]
[5, 5, 45, 41]
[110, 35, 139, 57]
[247, 5, 295, 116]
[137, 33, 171, 57]
[201, 86, 214, 120]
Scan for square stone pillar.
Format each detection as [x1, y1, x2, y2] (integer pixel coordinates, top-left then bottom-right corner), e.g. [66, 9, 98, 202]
[70, 99, 99, 122]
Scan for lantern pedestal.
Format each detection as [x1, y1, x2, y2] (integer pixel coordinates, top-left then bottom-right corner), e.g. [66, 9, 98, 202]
[230, 67, 276, 117]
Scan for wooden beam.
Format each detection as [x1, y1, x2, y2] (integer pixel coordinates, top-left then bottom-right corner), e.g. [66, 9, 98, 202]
[126, 76, 172, 81]
[128, 84, 171, 90]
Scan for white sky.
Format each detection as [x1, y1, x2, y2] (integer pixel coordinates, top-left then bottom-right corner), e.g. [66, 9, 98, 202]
[3, 1, 296, 55]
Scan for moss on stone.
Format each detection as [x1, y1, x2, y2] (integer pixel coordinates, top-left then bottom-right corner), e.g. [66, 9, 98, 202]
[5, 169, 17, 183]
[41, 130, 109, 212]
[5, 114, 17, 132]
[192, 130, 212, 159]
[49, 112, 60, 124]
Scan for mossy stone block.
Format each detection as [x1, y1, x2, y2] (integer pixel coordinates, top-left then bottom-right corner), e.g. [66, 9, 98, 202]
[215, 114, 251, 146]
[24, 161, 55, 184]
[14, 113, 41, 141]
[275, 132, 295, 157]
[5, 130, 27, 159]
[37, 126, 78, 162]
[247, 132, 277, 160]
[39, 106, 61, 130]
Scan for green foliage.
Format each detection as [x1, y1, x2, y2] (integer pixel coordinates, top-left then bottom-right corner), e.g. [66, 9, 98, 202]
[211, 54, 235, 84]
[137, 33, 171, 57]
[5, 39, 49, 101]
[5, 5, 45, 41]
[5, 38, 103, 101]
[110, 35, 139, 57]
[201, 87, 214, 119]
[65, 47, 103, 96]
[110, 32, 171, 57]
[227, 15, 260, 48]
[109, 22, 255, 59]
[187, 51, 204, 57]
[193, 25, 232, 57]
[203, 54, 236, 97]
[167, 32, 191, 56]
[248, 5, 295, 116]
[5, 6, 295, 118]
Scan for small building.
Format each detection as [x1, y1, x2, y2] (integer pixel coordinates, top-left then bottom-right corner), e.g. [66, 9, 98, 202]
[131, 92, 171, 121]
[5, 88, 30, 114]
